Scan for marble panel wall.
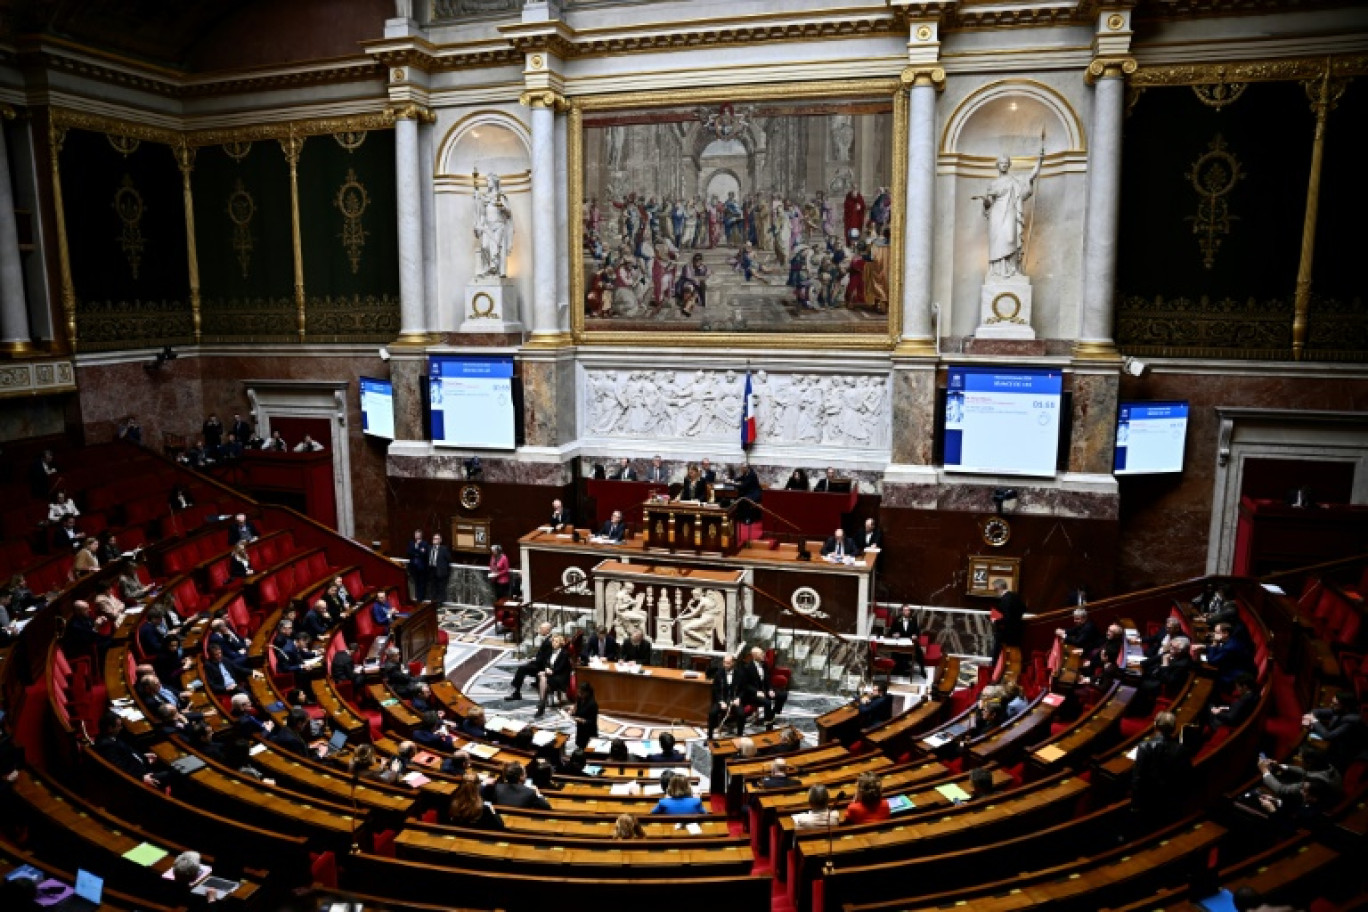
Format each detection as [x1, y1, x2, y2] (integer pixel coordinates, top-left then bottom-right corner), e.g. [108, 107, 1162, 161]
[1068, 370, 1120, 475]
[1115, 369, 1368, 593]
[75, 357, 205, 449]
[891, 365, 936, 466]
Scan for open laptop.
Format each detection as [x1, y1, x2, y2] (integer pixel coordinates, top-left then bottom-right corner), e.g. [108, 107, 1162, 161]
[47, 869, 101, 910]
[315, 729, 349, 758]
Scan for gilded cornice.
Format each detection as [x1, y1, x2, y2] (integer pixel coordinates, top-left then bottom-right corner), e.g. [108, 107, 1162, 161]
[901, 64, 947, 89]
[1130, 53, 1368, 86]
[365, 35, 523, 73]
[386, 103, 437, 124]
[50, 107, 401, 147]
[1134, 0, 1356, 22]
[19, 38, 385, 100]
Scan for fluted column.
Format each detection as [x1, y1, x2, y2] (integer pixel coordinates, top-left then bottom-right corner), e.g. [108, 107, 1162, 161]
[0, 108, 32, 353]
[897, 68, 942, 355]
[523, 90, 561, 342]
[393, 108, 428, 342]
[554, 110, 570, 333]
[419, 117, 440, 333]
[1075, 58, 1134, 360]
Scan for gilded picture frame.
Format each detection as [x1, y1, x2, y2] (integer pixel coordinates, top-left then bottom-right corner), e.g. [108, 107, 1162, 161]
[569, 79, 906, 350]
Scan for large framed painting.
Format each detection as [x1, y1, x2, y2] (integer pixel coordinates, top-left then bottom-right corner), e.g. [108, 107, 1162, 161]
[570, 80, 905, 348]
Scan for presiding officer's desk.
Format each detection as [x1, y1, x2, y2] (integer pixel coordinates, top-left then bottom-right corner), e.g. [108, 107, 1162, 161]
[576, 661, 712, 725]
[519, 527, 876, 636]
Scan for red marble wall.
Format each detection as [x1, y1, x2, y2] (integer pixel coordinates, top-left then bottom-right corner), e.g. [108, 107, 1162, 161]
[75, 357, 205, 448]
[1115, 370, 1368, 592]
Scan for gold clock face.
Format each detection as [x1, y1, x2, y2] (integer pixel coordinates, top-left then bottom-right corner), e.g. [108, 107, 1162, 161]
[460, 484, 482, 511]
[981, 516, 1011, 547]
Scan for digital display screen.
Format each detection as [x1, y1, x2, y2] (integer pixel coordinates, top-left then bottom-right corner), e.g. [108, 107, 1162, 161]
[944, 366, 1063, 477]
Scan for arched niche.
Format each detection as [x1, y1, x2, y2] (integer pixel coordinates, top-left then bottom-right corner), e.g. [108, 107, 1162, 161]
[941, 79, 1086, 174]
[437, 111, 531, 178]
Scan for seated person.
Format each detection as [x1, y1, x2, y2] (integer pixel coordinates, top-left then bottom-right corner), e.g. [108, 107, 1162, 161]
[93, 711, 170, 788]
[299, 599, 332, 639]
[65, 598, 112, 654]
[968, 766, 997, 800]
[813, 466, 842, 492]
[52, 514, 84, 551]
[582, 625, 618, 663]
[647, 731, 684, 763]
[264, 430, 289, 452]
[229, 693, 272, 736]
[619, 628, 653, 665]
[614, 814, 646, 840]
[757, 758, 799, 789]
[1087, 623, 1127, 684]
[118, 563, 154, 602]
[1301, 691, 1367, 772]
[1257, 747, 1342, 813]
[534, 633, 572, 718]
[228, 542, 252, 579]
[1139, 616, 1183, 662]
[644, 455, 668, 484]
[97, 531, 123, 565]
[1208, 672, 1259, 730]
[269, 708, 320, 758]
[784, 468, 810, 491]
[461, 706, 488, 739]
[609, 457, 637, 481]
[743, 646, 787, 726]
[650, 773, 704, 815]
[1199, 622, 1256, 685]
[1004, 683, 1029, 717]
[597, 510, 628, 543]
[842, 772, 890, 824]
[47, 490, 79, 523]
[280, 630, 324, 677]
[271, 618, 296, 652]
[482, 761, 552, 810]
[509, 622, 553, 699]
[792, 783, 839, 829]
[1136, 636, 1195, 712]
[383, 646, 433, 710]
[413, 711, 455, 751]
[820, 528, 854, 560]
[293, 434, 324, 452]
[447, 772, 505, 830]
[1056, 607, 1103, 654]
[73, 537, 101, 577]
[203, 643, 245, 696]
[677, 464, 708, 502]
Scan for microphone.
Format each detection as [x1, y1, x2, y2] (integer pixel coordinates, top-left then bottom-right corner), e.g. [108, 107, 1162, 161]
[824, 790, 848, 876]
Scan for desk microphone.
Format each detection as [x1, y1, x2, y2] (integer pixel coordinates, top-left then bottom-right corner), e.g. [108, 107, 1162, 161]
[824, 790, 848, 876]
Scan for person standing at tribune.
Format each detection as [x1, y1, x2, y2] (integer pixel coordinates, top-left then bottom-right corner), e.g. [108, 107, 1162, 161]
[549, 499, 572, 531]
[406, 530, 430, 603]
[990, 578, 1026, 664]
[428, 533, 452, 604]
[733, 463, 762, 524]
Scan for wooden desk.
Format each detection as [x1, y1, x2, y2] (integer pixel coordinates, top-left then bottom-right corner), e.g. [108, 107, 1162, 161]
[576, 663, 712, 725]
[642, 500, 738, 556]
[762, 487, 859, 537]
[520, 528, 876, 635]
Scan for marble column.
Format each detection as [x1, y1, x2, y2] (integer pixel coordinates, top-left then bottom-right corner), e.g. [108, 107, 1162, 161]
[394, 112, 427, 341]
[527, 95, 559, 340]
[1067, 368, 1120, 475]
[898, 72, 941, 355]
[554, 112, 570, 332]
[419, 118, 440, 334]
[0, 113, 33, 353]
[1076, 62, 1131, 360]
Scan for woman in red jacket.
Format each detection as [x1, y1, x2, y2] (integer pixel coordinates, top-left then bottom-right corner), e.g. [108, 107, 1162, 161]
[488, 544, 511, 601]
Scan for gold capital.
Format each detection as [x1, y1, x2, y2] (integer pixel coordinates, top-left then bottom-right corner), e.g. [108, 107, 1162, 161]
[519, 89, 565, 111]
[388, 103, 436, 124]
[900, 66, 946, 91]
[1086, 57, 1137, 85]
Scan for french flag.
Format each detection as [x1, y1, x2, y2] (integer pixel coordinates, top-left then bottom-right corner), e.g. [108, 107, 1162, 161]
[741, 372, 758, 450]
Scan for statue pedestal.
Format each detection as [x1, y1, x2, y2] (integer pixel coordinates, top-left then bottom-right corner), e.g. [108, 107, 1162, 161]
[460, 279, 523, 334]
[975, 276, 1036, 340]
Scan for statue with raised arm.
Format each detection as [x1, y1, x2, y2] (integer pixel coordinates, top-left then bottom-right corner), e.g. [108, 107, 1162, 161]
[977, 144, 1043, 280]
[473, 171, 513, 278]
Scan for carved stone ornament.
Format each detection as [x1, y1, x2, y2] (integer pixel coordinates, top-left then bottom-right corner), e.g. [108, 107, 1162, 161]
[580, 368, 890, 452]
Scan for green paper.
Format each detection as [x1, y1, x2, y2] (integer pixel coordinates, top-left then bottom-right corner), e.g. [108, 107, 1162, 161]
[122, 842, 168, 866]
[935, 783, 971, 803]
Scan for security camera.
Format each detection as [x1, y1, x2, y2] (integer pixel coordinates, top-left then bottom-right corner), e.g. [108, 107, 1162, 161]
[379, 347, 391, 362]
[1122, 356, 1148, 378]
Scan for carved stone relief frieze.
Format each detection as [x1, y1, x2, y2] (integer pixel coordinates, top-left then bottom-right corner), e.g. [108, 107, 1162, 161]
[578, 367, 890, 452]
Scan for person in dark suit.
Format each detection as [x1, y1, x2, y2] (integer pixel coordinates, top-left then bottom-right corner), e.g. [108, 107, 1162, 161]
[990, 578, 1027, 664]
[299, 600, 331, 639]
[644, 455, 668, 484]
[534, 633, 571, 718]
[820, 528, 853, 560]
[269, 709, 316, 758]
[857, 518, 884, 554]
[29, 449, 58, 498]
[571, 681, 599, 749]
[1200, 622, 1256, 685]
[1057, 607, 1103, 654]
[52, 515, 83, 551]
[1209, 673, 1259, 730]
[203, 644, 243, 696]
[227, 514, 258, 546]
[784, 468, 809, 491]
[228, 542, 252, 579]
[756, 758, 800, 789]
[813, 466, 840, 492]
[732, 463, 762, 523]
[428, 533, 452, 603]
[708, 655, 745, 741]
[482, 761, 552, 810]
[857, 683, 893, 725]
[582, 627, 618, 663]
[1136, 636, 1195, 713]
[619, 629, 652, 665]
[698, 458, 717, 485]
[202, 414, 224, 449]
[229, 414, 252, 446]
[406, 529, 430, 603]
[744, 647, 786, 726]
[549, 499, 572, 530]
[64, 599, 111, 656]
[509, 622, 553, 700]
[280, 631, 322, 678]
[647, 731, 685, 763]
[1130, 712, 1192, 830]
[610, 458, 638, 481]
[93, 712, 169, 788]
[677, 465, 708, 502]
[887, 605, 925, 675]
[1302, 691, 1367, 772]
[598, 510, 628, 543]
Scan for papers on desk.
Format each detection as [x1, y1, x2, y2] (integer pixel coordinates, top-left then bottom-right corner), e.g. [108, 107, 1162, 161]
[1042, 693, 1065, 707]
[121, 843, 168, 866]
[887, 794, 916, 813]
[1125, 746, 1140, 761]
[402, 771, 431, 788]
[112, 704, 144, 723]
[487, 716, 526, 734]
[626, 740, 651, 759]
[923, 733, 951, 749]
[531, 730, 558, 747]
[587, 657, 608, 669]
[1034, 744, 1067, 763]
[676, 822, 704, 835]
[935, 783, 971, 803]
[643, 784, 664, 796]
[582, 765, 603, 777]
[586, 738, 613, 754]
[249, 743, 268, 756]
[609, 781, 640, 796]
[1261, 583, 1286, 595]
[412, 751, 441, 768]
[163, 862, 211, 884]
[468, 743, 500, 759]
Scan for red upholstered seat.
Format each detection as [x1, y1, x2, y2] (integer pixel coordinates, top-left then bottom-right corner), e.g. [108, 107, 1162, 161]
[309, 851, 338, 889]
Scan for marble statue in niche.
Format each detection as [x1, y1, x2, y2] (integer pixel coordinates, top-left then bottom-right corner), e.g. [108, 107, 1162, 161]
[606, 580, 648, 641]
[581, 367, 889, 450]
[977, 144, 1044, 280]
[473, 172, 514, 278]
[678, 588, 725, 650]
[830, 115, 854, 163]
